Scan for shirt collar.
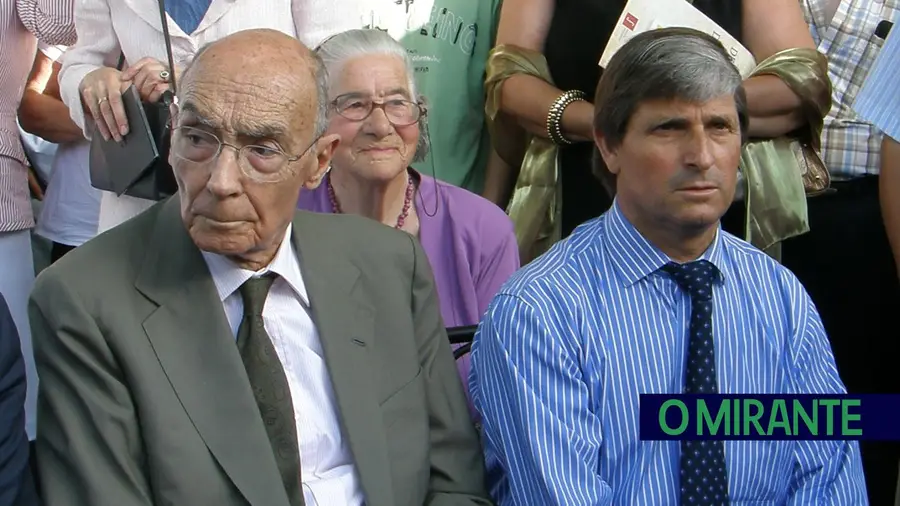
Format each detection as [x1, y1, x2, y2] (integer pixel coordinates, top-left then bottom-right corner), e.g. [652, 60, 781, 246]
[201, 223, 309, 306]
[603, 199, 728, 287]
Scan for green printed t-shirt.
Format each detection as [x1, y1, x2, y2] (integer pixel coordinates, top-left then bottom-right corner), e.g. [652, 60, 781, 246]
[398, 0, 501, 193]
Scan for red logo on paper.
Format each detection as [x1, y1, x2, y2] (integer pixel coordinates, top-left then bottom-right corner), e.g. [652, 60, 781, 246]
[623, 13, 639, 30]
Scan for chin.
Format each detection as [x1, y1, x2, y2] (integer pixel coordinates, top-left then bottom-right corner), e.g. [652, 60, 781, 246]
[191, 234, 255, 256]
[676, 207, 726, 231]
[355, 160, 407, 183]
[189, 223, 256, 254]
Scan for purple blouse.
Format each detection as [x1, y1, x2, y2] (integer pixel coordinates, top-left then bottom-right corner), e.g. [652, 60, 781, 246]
[297, 171, 520, 415]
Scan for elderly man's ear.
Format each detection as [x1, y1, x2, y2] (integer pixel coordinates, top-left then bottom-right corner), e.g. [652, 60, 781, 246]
[303, 133, 341, 190]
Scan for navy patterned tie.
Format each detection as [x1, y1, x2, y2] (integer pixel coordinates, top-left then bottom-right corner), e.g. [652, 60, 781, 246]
[662, 260, 730, 506]
[236, 274, 304, 506]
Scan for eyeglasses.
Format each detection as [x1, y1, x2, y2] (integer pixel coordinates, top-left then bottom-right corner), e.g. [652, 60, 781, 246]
[170, 126, 317, 183]
[331, 94, 426, 127]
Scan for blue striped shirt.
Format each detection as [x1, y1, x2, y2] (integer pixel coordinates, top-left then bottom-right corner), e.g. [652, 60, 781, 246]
[469, 202, 868, 505]
[853, 12, 900, 141]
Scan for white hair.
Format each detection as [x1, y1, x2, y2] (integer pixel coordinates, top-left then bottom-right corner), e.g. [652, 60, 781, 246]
[314, 29, 418, 98]
[314, 29, 429, 162]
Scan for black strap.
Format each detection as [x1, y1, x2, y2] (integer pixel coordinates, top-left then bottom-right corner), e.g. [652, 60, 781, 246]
[155, 0, 177, 95]
[114, 0, 178, 95]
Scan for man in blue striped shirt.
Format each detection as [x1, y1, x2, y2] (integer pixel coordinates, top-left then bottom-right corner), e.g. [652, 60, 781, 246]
[470, 28, 868, 505]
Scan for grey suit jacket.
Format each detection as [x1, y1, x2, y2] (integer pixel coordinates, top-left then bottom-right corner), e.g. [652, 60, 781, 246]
[29, 197, 491, 506]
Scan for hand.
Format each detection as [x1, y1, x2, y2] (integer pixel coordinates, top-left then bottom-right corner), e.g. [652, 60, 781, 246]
[79, 67, 131, 142]
[27, 167, 44, 201]
[121, 57, 175, 104]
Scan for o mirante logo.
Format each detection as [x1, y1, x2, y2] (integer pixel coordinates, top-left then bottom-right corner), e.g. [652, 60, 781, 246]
[640, 394, 900, 441]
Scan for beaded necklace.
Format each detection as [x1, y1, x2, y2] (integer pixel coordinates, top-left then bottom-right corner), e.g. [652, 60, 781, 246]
[326, 171, 415, 229]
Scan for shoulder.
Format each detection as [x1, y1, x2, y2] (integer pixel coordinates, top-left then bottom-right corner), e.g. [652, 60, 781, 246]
[428, 176, 515, 239]
[721, 232, 798, 281]
[719, 232, 812, 308]
[493, 221, 603, 314]
[33, 200, 164, 307]
[294, 209, 420, 268]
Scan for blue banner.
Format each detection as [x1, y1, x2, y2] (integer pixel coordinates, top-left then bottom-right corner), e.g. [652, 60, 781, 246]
[639, 394, 900, 441]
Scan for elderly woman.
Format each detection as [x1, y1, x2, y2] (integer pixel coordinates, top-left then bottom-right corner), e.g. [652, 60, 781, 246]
[298, 29, 519, 405]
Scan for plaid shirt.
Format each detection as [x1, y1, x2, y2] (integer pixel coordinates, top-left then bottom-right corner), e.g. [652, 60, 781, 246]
[854, 11, 900, 142]
[803, 0, 899, 179]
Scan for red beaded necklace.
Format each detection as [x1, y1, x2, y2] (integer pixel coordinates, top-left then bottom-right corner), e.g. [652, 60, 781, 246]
[326, 171, 415, 229]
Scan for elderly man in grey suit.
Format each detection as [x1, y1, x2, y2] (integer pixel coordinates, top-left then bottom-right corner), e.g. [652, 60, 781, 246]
[29, 28, 491, 506]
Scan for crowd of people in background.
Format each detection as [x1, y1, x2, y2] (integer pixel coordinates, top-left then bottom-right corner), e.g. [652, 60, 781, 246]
[1, 0, 899, 504]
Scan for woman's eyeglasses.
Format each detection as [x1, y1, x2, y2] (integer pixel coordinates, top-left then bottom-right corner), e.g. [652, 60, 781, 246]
[331, 95, 426, 127]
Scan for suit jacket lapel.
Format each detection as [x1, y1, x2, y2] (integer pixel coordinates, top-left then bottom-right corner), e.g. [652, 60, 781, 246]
[292, 213, 393, 506]
[135, 198, 289, 506]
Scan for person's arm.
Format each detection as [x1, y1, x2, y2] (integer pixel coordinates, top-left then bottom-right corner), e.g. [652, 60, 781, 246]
[15, 0, 76, 46]
[475, 213, 520, 315]
[785, 284, 868, 504]
[406, 235, 493, 505]
[741, 0, 818, 138]
[853, 20, 900, 276]
[880, 136, 900, 274]
[0, 295, 38, 506]
[18, 49, 84, 143]
[493, 0, 594, 142]
[58, 0, 122, 136]
[482, 147, 517, 208]
[30, 275, 153, 506]
[471, 294, 610, 505]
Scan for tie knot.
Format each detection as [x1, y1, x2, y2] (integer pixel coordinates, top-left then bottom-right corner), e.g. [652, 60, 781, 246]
[239, 274, 278, 316]
[662, 260, 717, 301]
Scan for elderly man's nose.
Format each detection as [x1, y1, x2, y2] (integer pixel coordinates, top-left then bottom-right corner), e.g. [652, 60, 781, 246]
[206, 149, 244, 196]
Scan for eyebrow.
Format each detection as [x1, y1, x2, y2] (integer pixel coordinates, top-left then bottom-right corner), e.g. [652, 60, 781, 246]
[649, 114, 737, 130]
[179, 101, 289, 140]
[179, 102, 218, 128]
[336, 88, 412, 100]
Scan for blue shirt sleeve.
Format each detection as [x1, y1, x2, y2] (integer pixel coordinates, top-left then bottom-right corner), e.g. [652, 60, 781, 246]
[785, 281, 869, 505]
[469, 293, 611, 505]
[853, 14, 900, 141]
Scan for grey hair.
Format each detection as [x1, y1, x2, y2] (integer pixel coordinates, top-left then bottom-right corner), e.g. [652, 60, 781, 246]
[314, 29, 429, 163]
[592, 27, 748, 190]
[311, 52, 329, 138]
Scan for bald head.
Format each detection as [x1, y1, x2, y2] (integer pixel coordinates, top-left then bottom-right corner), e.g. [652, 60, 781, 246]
[179, 29, 329, 137]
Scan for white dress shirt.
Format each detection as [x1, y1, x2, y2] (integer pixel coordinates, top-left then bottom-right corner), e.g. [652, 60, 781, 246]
[201, 224, 365, 506]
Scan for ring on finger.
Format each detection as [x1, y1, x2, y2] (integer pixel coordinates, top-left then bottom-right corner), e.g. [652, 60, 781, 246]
[97, 96, 109, 105]
[159, 70, 170, 82]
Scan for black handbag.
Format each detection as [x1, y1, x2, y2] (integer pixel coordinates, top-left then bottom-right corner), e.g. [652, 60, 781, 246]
[88, 0, 178, 201]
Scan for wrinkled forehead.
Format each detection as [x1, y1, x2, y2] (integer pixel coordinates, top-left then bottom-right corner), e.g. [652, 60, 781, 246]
[176, 72, 316, 141]
[330, 54, 414, 99]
